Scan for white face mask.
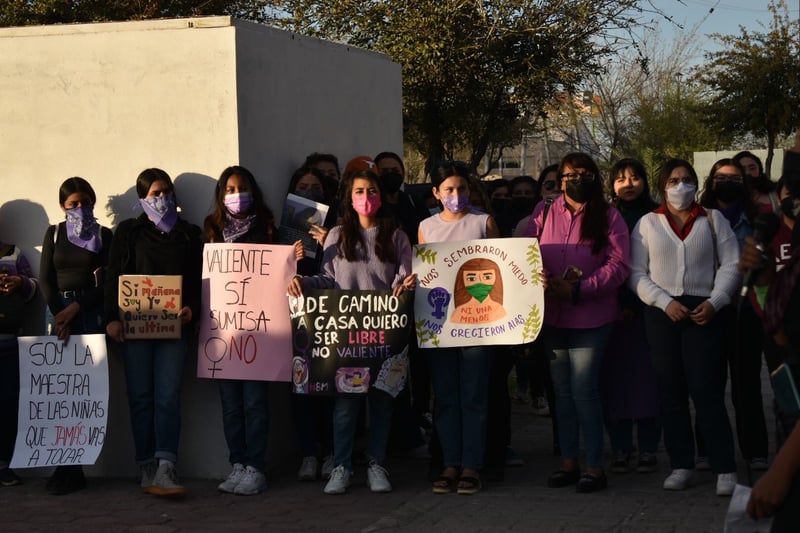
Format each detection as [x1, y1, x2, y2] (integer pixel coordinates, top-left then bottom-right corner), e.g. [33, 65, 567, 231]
[666, 182, 697, 211]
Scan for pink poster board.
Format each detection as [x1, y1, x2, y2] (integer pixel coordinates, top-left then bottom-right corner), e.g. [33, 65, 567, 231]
[197, 243, 296, 381]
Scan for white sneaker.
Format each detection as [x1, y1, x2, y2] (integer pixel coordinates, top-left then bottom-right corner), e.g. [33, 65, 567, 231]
[297, 456, 318, 481]
[321, 455, 334, 480]
[323, 465, 350, 495]
[663, 469, 694, 491]
[218, 463, 245, 493]
[147, 461, 186, 497]
[716, 472, 737, 496]
[366, 461, 392, 493]
[234, 466, 266, 495]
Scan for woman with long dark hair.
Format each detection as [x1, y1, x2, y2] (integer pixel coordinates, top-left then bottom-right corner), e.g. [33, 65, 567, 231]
[287, 170, 415, 495]
[525, 152, 630, 493]
[105, 168, 203, 497]
[39, 177, 113, 494]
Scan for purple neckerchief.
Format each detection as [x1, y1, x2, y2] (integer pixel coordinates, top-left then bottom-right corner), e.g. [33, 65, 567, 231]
[140, 194, 178, 233]
[65, 206, 102, 254]
[222, 213, 256, 243]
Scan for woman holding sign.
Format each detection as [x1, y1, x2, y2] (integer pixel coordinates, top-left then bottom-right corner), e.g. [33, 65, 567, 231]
[525, 152, 630, 493]
[204, 165, 303, 496]
[105, 168, 203, 498]
[418, 162, 501, 495]
[287, 169, 415, 495]
[39, 177, 113, 495]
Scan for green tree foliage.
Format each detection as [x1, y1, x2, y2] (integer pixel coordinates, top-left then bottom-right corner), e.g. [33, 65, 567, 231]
[271, 1, 666, 172]
[0, 1, 270, 27]
[696, 0, 800, 176]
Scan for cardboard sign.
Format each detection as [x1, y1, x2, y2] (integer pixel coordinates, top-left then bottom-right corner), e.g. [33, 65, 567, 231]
[12, 334, 109, 468]
[118, 275, 183, 339]
[198, 243, 296, 382]
[413, 238, 544, 348]
[288, 288, 412, 396]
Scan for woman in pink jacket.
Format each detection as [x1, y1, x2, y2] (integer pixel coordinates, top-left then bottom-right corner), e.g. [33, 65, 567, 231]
[526, 152, 630, 493]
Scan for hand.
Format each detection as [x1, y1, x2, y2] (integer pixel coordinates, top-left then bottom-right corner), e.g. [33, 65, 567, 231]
[747, 465, 793, 520]
[54, 302, 80, 341]
[308, 224, 328, 247]
[739, 235, 775, 287]
[393, 274, 417, 297]
[106, 320, 125, 343]
[0, 274, 22, 295]
[689, 300, 715, 326]
[178, 306, 192, 325]
[293, 240, 306, 261]
[546, 276, 573, 301]
[287, 275, 304, 298]
[664, 300, 690, 322]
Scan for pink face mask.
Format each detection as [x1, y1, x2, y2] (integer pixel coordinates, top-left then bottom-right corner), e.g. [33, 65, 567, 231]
[352, 193, 382, 216]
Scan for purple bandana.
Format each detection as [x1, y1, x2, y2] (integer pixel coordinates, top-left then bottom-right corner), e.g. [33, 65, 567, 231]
[140, 194, 178, 233]
[222, 213, 256, 243]
[65, 206, 102, 254]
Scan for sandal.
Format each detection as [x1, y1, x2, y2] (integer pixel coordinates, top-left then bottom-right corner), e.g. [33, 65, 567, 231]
[457, 475, 481, 495]
[432, 467, 459, 494]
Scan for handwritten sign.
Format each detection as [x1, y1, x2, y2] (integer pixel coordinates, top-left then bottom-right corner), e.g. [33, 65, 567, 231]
[12, 334, 109, 468]
[198, 243, 296, 381]
[118, 275, 183, 339]
[413, 238, 544, 348]
[288, 288, 412, 397]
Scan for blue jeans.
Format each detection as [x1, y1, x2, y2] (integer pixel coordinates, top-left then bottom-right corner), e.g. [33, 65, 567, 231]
[332, 390, 393, 471]
[122, 336, 187, 464]
[606, 417, 661, 455]
[46, 295, 104, 335]
[291, 393, 334, 458]
[219, 379, 269, 472]
[644, 296, 736, 473]
[544, 324, 612, 469]
[428, 346, 492, 471]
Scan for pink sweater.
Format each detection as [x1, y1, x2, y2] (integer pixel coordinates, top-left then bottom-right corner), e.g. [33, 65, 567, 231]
[526, 196, 630, 329]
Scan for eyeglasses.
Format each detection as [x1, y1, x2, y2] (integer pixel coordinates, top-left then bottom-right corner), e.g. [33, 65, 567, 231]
[713, 173, 743, 183]
[542, 181, 557, 191]
[561, 172, 595, 182]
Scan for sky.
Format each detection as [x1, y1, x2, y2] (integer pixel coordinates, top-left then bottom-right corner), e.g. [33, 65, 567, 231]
[655, 0, 798, 57]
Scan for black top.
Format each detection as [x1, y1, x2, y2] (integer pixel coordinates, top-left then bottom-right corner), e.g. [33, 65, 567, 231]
[384, 191, 428, 246]
[104, 213, 202, 325]
[40, 223, 113, 315]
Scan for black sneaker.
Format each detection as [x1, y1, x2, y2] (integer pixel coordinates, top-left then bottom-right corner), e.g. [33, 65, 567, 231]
[636, 453, 658, 473]
[576, 472, 608, 493]
[0, 467, 22, 487]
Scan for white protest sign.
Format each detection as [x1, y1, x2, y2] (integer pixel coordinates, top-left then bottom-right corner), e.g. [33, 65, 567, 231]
[12, 334, 109, 468]
[413, 238, 544, 348]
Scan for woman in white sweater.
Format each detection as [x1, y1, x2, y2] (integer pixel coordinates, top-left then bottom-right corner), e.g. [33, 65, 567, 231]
[629, 158, 740, 497]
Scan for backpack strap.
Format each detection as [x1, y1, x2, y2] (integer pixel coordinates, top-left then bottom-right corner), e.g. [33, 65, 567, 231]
[707, 209, 720, 271]
[539, 197, 554, 238]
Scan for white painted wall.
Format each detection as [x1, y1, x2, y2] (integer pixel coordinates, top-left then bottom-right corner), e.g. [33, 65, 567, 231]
[0, 16, 402, 479]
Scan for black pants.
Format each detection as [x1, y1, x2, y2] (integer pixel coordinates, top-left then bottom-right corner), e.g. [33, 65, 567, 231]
[0, 339, 19, 465]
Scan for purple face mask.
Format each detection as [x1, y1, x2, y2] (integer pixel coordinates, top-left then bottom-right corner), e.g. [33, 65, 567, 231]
[140, 193, 178, 233]
[441, 194, 470, 214]
[224, 192, 253, 216]
[65, 205, 101, 253]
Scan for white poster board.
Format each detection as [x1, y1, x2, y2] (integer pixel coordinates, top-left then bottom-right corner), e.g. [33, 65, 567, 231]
[413, 238, 545, 348]
[12, 334, 109, 468]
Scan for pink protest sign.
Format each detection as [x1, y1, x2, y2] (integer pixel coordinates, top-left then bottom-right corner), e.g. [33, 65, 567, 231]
[197, 243, 296, 381]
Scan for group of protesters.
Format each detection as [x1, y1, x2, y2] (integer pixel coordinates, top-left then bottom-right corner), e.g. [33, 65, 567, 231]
[1, 143, 799, 527]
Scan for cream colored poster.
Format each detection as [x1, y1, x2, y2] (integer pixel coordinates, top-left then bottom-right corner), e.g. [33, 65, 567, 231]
[413, 238, 544, 348]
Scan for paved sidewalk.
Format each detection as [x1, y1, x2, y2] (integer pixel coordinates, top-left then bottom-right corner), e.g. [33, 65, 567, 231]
[1, 400, 750, 533]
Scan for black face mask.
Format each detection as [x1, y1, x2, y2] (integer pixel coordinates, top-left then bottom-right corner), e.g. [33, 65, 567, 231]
[379, 171, 404, 194]
[714, 181, 744, 203]
[564, 179, 593, 203]
[490, 198, 511, 215]
[295, 188, 325, 203]
[781, 197, 800, 220]
[510, 196, 536, 216]
[751, 174, 773, 194]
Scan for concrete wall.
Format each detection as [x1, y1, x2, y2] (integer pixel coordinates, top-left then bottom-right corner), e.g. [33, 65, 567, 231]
[694, 149, 785, 190]
[0, 16, 402, 478]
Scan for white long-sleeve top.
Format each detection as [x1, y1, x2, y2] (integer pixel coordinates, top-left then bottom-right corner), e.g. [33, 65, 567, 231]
[629, 207, 741, 312]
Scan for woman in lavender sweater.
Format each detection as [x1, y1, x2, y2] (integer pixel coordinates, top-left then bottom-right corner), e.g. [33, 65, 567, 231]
[287, 170, 416, 496]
